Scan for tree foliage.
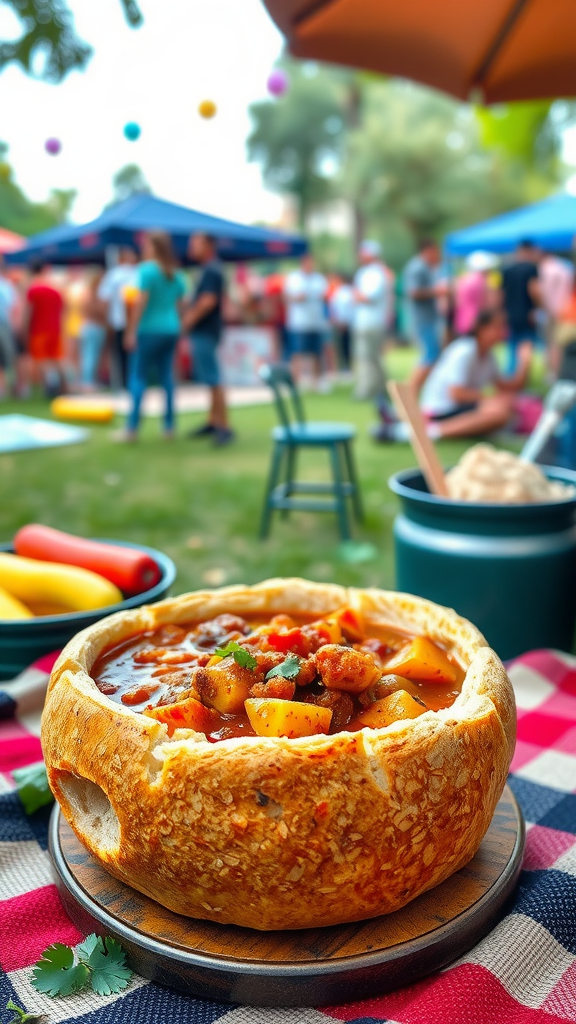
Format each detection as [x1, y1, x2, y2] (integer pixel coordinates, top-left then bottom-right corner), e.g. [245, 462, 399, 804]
[247, 63, 354, 226]
[110, 163, 151, 205]
[345, 81, 561, 267]
[0, 0, 91, 81]
[248, 62, 566, 269]
[0, 141, 76, 235]
[0, 0, 142, 82]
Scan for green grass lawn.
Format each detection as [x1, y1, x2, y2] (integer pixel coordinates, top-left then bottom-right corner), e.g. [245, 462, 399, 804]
[0, 346, 529, 597]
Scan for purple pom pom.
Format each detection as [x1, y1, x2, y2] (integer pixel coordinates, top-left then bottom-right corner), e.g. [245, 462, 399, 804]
[45, 137, 62, 155]
[267, 69, 288, 97]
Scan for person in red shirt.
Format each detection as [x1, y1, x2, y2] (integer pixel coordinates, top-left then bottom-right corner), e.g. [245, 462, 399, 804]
[24, 260, 66, 394]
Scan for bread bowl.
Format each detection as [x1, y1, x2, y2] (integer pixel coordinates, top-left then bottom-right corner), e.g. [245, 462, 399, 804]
[42, 579, 515, 930]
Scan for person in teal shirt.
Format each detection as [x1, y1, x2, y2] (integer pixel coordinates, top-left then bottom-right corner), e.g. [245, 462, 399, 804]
[123, 231, 186, 439]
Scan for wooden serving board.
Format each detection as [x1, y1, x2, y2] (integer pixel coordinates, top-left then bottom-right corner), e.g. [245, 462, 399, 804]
[49, 785, 524, 1007]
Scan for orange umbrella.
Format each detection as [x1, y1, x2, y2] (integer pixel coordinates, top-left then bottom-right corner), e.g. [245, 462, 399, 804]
[263, 0, 576, 103]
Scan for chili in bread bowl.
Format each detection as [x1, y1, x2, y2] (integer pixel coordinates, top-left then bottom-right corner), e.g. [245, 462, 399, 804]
[42, 579, 515, 930]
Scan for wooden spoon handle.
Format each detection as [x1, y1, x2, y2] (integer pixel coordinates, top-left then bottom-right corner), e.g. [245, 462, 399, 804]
[388, 381, 449, 498]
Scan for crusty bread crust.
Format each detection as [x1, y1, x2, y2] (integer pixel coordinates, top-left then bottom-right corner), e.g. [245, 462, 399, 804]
[42, 579, 515, 930]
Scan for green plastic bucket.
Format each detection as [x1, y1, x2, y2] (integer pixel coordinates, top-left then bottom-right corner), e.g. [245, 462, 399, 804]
[389, 466, 576, 661]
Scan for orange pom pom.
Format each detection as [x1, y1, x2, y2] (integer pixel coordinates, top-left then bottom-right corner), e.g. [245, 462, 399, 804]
[198, 99, 217, 119]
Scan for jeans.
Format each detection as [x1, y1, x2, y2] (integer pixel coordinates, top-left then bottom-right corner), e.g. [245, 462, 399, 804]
[0, 321, 15, 372]
[414, 319, 441, 366]
[287, 330, 324, 358]
[127, 332, 178, 433]
[111, 328, 129, 390]
[506, 327, 539, 375]
[334, 325, 351, 369]
[190, 331, 221, 386]
[79, 322, 106, 386]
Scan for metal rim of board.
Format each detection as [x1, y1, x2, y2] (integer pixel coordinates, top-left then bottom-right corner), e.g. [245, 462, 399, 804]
[49, 786, 525, 1007]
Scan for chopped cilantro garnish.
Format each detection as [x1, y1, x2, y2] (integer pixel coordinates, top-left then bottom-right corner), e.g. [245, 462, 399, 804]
[265, 654, 301, 680]
[214, 641, 257, 670]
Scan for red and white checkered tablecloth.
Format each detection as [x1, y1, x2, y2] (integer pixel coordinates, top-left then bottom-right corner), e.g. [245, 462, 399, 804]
[1, 649, 575, 1024]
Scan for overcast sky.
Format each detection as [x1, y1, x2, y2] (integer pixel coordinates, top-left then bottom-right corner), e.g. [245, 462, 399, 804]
[0, 0, 285, 225]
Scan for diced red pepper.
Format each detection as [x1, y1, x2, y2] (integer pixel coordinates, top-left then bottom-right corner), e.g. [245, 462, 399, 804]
[267, 628, 310, 657]
[337, 607, 364, 642]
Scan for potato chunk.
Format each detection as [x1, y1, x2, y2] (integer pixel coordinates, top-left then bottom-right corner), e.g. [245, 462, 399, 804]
[195, 660, 253, 714]
[381, 636, 458, 685]
[356, 690, 427, 729]
[144, 697, 221, 737]
[245, 698, 332, 738]
[362, 673, 424, 705]
[315, 644, 381, 693]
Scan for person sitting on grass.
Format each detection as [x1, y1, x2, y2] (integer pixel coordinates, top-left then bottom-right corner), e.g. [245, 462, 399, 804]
[374, 309, 531, 442]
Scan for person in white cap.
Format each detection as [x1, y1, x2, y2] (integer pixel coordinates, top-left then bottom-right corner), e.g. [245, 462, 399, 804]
[352, 239, 389, 400]
[454, 250, 498, 338]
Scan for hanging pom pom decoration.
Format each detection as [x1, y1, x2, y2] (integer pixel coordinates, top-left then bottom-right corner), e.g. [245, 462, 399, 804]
[198, 100, 217, 119]
[123, 122, 141, 141]
[45, 137, 62, 155]
[267, 69, 289, 97]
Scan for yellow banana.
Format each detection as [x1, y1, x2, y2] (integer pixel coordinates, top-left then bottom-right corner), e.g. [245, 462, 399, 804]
[0, 552, 123, 613]
[0, 583, 34, 620]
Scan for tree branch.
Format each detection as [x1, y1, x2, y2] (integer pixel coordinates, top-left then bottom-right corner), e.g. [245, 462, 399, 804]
[0, 0, 143, 82]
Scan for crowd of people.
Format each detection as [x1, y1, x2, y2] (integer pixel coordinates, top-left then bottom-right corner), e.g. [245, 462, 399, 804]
[1, 228, 576, 447]
[280, 241, 394, 398]
[264, 235, 576, 446]
[0, 231, 234, 446]
[374, 237, 576, 443]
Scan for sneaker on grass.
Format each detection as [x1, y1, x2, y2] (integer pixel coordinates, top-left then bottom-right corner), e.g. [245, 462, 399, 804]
[187, 422, 217, 439]
[370, 421, 410, 443]
[213, 427, 236, 447]
[370, 419, 442, 443]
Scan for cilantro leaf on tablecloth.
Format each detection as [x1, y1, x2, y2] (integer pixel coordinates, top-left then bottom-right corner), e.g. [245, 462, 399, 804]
[265, 654, 301, 680]
[12, 761, 54, 815]
[30, 943, 90, 997]
[75, 933, 102, 960]
[5, 999, 48, 1024]
[29, 934, 132, 1000]
[84, 936, 132, 996]
[214, 641, 257, 670]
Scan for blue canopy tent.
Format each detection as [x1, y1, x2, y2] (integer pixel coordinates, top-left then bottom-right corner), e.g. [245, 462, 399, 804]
[5, 194, 307, 265]
[445, 193, 576, 257]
